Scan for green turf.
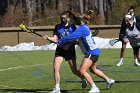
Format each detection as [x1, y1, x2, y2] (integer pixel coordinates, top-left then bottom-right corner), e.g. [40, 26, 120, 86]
[0, 48, 140, 93]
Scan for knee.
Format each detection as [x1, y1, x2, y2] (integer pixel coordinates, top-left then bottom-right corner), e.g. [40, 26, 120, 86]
[79, 68, 86, 75]
[54, 65, 60, 73]
[71, 69, 78, 75]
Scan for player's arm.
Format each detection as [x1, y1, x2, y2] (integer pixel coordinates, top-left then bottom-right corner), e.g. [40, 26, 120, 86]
[62, 24, 78, 50]
[43, 25, 58, 43]
[119, 18, 127, 41]
[58, 28, 83, 45]
[135, 21, 140, 38]
[62, 41, 78, 50]
[43, 35, 58, 43]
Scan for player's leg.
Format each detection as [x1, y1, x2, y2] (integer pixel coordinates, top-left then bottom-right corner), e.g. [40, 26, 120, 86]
[90, 62, 115, 89]
[79, 58, 100, 93]
[138, 47, 140, 62]
[133, 46, 140, 66]
[117, 42, 127, 66]
[134, 54, 139, 66]
[65, 48, 87, 89]
[68, 59, 87, 88]
[50, 56, 63, 93]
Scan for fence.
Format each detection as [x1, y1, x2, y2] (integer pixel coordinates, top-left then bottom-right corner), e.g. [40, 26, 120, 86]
[0, 25, 121, 46]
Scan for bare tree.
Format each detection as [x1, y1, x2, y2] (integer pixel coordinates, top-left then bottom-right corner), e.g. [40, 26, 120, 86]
[56, 0, 63, 13]
[79, 0, 83, 13]
[84, 0, 88, 12]
[26, 0, 36, 26]
[98, 0, 105, 24]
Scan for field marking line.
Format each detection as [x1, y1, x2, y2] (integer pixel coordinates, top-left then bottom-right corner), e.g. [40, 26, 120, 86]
[0, 64, 46, 72]
[0, 84, 23, 89]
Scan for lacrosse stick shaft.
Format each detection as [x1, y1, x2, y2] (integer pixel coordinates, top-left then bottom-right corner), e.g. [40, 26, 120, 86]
[32, 31, 42, 37]
[19, 23, 42, 37]
[92, 29, 99, 36]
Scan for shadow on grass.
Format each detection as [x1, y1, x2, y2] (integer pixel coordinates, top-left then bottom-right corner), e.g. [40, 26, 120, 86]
[111, 56, 132, 58]
[65, 80, 140, 83]
[0, 81, 139, 93]
[0, 89, 47, 93]
[0, 88, 89, 93]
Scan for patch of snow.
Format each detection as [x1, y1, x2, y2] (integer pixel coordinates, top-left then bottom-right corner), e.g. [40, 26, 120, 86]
[0, 37, 131, 51]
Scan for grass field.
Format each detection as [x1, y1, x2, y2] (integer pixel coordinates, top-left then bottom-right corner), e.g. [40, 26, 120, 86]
[0, 48, 140, 93]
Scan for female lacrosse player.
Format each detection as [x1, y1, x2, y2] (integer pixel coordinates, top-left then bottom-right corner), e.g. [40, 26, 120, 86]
[57, 13, 115, 93]
[121, 14, 140, 65]
[117, 6, 140, 66]
[43, 11, 87, 93]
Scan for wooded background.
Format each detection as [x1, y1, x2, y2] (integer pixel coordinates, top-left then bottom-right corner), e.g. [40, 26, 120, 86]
[0, 0, 140, 27]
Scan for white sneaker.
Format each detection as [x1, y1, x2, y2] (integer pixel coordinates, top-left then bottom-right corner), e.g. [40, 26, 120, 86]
[82, 79, 87, 89]
[106, 78, 115, 89]
[89, 87, 100, 93]
[50, 86, 61, 93]
[134, 61, 140, 66]
[116, 61, 123, 66]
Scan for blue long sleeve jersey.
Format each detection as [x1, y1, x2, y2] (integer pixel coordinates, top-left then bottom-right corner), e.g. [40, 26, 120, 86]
[58, 24, 100, 56]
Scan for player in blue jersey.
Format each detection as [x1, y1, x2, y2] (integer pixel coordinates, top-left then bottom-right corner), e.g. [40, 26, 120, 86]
[57, 13, 115, 93]
[43, 11, 87, 93]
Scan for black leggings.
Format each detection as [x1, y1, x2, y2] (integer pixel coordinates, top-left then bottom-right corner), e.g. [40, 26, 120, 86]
[132, 46, 140, 61]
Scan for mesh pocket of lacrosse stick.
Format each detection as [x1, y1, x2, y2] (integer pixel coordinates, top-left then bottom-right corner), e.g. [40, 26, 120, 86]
[109, 39, 119, 46]
[19, 23, 32, 33]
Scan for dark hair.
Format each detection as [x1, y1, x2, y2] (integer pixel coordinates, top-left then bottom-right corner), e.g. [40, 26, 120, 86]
[128, 6, 134, 11]
[60, 11, 70, 18]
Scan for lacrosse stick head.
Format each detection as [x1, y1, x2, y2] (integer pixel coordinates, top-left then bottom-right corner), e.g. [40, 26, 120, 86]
[19, 23, 32, 33]
[109, 39, 119, 46]
[19, 23, 25, 30]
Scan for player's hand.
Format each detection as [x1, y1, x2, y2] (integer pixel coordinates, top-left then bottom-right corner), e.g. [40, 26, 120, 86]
[43, 35, 49, 40]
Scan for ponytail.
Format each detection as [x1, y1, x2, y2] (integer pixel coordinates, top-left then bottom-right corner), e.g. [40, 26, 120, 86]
[64, 10, 94, 25]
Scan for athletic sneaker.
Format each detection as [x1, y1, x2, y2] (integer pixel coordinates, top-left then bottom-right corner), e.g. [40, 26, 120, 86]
[82, 79, 87, 89]
[50, 86, 61, 93]
[89, 87, 100, 93]
[106, 78, 115, 89]
[116, 61, 123, 66]
[134, 61, 140, 66]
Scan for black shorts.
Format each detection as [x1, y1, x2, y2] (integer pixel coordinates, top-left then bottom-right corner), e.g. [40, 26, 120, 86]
[132, 46, 140, 55]
[55, 46, 76, 61]
[84, 54, 99, 62]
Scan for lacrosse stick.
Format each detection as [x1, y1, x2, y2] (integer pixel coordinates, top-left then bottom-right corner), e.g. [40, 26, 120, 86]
[92, 29, 99, 36]
[19, 23, 42, 37]
[109, 38, 120, 46]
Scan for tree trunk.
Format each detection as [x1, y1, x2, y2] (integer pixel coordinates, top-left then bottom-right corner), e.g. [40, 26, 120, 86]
[26, 0, 35, 26]
[84, 0, 88, 12]
[79, 0, 83, 13]
[98, 0, 105, 24]
[56, 0, 63, 13]
[49, 0, 56, 9]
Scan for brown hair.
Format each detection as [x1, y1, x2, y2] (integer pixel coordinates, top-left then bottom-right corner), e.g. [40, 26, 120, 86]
[60, 11, 71, 18]
[72, 10, 94, 24]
